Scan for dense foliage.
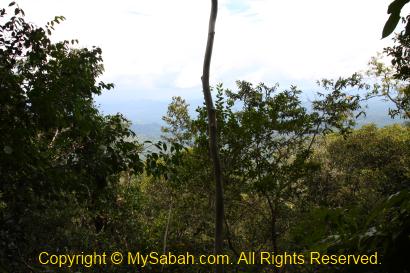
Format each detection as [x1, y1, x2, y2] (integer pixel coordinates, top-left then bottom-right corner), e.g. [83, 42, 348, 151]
[0, 3, 182, 272]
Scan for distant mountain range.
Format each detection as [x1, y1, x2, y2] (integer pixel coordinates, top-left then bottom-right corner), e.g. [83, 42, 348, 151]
[131, 123, 163, 141]
[130, 98, 404, 140]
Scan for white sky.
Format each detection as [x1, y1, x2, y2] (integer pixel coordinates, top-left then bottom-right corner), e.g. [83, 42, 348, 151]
[13, 0, 400, 105]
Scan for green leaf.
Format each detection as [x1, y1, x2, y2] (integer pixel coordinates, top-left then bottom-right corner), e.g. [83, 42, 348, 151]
[382, 0, 410, 38]
[382, 13, 401, 38]
[387, 0, 410, 14]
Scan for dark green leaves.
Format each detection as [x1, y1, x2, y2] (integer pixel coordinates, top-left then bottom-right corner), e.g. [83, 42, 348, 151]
[0, 4, 148, 271]
[143, 140, 185, 181]
[382, 0, 410, 38]
[383, 12, 401, 38]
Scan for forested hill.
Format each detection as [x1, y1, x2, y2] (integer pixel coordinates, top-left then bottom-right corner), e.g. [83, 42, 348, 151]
[131, 123, 162, 140]
[130, 98, 401, 139]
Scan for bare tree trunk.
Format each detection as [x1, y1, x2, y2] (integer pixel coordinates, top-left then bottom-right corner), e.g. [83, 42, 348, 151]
[161, 196, 173, 272]
[201, 1, 224, 273]
[266, 195, 278, 253]
[266, 194, 279, 273]
[224, 215, 239, 257]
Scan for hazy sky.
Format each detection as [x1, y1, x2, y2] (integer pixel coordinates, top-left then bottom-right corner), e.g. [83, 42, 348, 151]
[13, 0, 402, 121]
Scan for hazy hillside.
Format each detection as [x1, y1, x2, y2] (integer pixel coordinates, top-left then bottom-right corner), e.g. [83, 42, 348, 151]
[130, 97, 404, 139]
[131, 123, 163, 141]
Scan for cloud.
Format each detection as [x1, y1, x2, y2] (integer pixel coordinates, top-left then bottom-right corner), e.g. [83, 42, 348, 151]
[16, 0, 395, 103]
